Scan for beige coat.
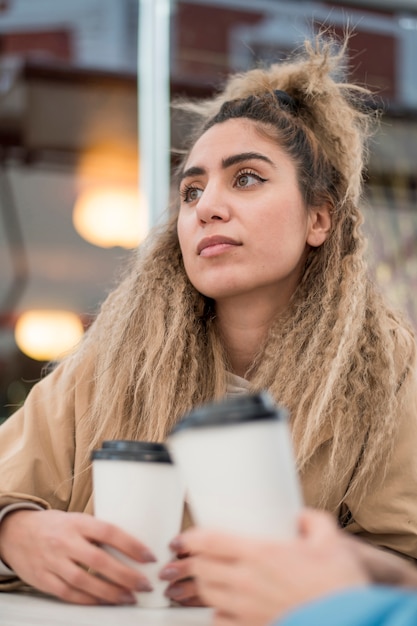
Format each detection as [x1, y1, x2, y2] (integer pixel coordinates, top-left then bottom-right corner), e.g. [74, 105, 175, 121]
[1, 344, 417, 588]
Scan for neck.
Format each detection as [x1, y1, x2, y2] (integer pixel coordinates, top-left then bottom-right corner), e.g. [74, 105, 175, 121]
[215, 295, 283, 378]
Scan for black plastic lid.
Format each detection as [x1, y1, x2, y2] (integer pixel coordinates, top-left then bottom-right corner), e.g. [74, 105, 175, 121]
[102, 440, 167, 453]
[91, 444, 172, 464]
[169, 391, 287, 435]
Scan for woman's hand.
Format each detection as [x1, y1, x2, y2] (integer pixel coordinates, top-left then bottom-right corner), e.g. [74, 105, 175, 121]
[343, 533, 417, 588]
[175, 510, 370, 626]
[159, 547, 206, 606]
[0, 509, 155, 605]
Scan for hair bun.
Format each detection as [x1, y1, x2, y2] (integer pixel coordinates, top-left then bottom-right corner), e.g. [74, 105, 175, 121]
[273, 89, 299, 115]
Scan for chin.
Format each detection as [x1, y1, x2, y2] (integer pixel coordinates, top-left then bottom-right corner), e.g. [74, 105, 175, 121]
[189, 272, 247, 301]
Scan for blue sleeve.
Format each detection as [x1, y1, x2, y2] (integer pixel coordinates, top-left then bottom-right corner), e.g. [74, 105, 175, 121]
[274, 586, 417, 626]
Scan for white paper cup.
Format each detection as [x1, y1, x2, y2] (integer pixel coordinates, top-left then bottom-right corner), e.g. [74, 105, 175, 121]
[92, 442, 185, 608]
[167, 392, 302, 539]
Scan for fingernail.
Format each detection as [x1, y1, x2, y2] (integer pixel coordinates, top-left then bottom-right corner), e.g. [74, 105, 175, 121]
[159, 566, 179, 581]
[140, 549, 157, 563]
[137, 580, 154, 592]
[166, 585, 183, 599]
[119, 592, 136, 605]
[169, 537, 184, 551]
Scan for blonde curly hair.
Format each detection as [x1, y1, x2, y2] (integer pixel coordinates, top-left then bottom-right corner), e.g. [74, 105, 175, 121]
[74, 35, 415, 509]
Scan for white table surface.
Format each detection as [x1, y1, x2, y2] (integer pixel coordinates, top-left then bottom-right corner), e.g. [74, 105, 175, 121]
[0, 591, 214, 626]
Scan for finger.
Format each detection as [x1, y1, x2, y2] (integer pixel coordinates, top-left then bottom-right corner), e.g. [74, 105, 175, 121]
[348, 539, 417, 587]
[176, 550, 191, 559]
[214, 611, 238, 626]
[165, 578, 200, 603]
[189, 576, 232, 612]
[52, 559, 137, 605]
[298, 509, 339, 544]
[176, 595, 206, 607]
[37, 570, 103, 606]
[199, 582, 246, 618]
[186, 558, 239, 611]
[192, 560, 258, 618]
[76, 515, 156, 563]
[177, 529, 253, 561]
[71, 539, 151, 592]
[190, 556, 236, 589]
[159, 556, 194, 583]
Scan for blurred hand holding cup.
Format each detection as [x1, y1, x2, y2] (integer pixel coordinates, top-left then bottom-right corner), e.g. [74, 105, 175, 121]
[167, 392, 303, 539]
[92, 441, 185, 608]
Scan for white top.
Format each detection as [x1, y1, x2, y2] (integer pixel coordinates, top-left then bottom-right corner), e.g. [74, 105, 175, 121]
[226, 372, 250, 396]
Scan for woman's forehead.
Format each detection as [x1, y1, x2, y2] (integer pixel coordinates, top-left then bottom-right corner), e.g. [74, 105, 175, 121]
[184, 118, 286, 169]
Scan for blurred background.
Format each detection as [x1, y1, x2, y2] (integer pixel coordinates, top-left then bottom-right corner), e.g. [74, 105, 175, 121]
[0, 0, 416, 423]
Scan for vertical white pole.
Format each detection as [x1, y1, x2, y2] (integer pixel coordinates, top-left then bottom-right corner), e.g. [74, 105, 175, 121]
[138, 0, 171, 231]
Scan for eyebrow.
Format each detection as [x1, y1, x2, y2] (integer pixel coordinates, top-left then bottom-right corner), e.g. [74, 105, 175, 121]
[179, 151, 275, 184]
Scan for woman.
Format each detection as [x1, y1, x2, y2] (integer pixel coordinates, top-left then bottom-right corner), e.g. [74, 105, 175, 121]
[1, 35, 417, 605]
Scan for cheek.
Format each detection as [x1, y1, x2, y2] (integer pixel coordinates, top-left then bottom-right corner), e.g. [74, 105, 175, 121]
[276, 204, 309, 235]
[259, 205, 302, 238]
[258, 208, 310, 261]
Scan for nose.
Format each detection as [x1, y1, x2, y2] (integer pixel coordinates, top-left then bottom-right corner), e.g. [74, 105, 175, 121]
[195, 183, 231, 224]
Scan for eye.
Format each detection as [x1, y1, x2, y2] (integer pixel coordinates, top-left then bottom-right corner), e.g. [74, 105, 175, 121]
[234, 170, 267, 189]
[180, 184, 203, 203]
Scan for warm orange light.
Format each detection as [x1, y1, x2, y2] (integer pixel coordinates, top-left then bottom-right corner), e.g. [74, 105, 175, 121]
[15, 310, 84, 361]
[73, 186, 148, 248]
[76, 142, 138, 182]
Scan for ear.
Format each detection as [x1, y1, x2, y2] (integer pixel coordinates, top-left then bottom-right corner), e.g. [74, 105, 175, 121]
[306, 204, 332, 248]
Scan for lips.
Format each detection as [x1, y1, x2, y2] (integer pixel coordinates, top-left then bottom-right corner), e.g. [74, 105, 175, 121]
[197, 235, 241, 255]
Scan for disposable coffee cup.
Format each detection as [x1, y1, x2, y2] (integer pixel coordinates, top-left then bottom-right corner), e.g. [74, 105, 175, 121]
[167, 392, 302, 539]
[92, 442, 185, 608]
